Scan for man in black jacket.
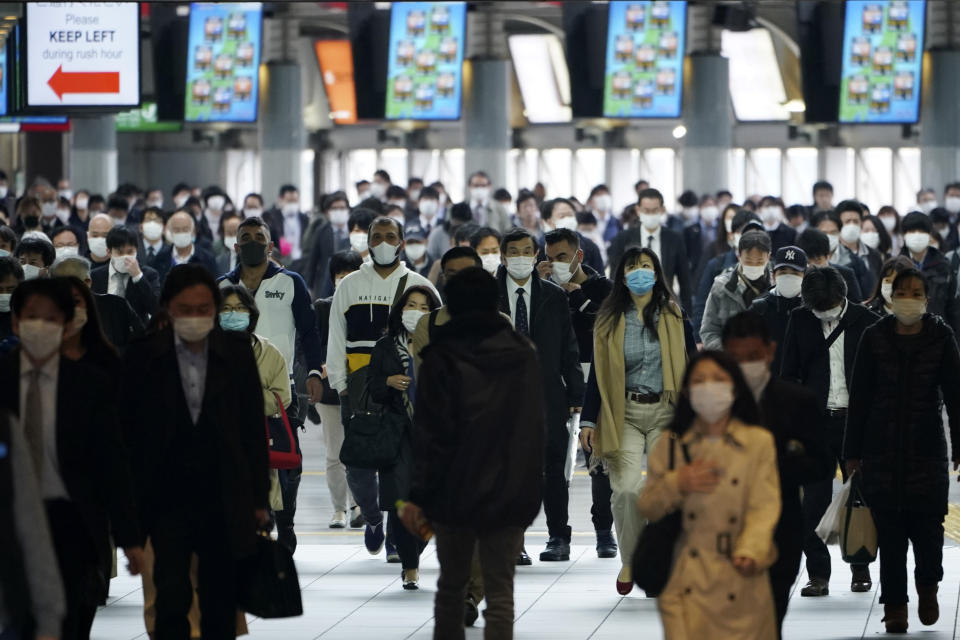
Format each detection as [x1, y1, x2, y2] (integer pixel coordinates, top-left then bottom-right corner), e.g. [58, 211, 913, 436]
[749, 246, 808, 375]
[723, 311, 835, 637]
[119, 265, 268, 640]
[90, 226, 161, 324]
[780, 266, 880, 597]
[539, 228, 616, 559]
[405, 267, 545, 640]
[899, 211, 960, 338]
[813, 210, 874, 301]
[497, 228, 584, 563]
[797, 228, 864, 302]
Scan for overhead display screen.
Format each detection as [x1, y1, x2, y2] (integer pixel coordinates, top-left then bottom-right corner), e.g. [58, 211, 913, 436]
[839, 0, 925, 124]
[0, 44, 7, 117]
[26, 2, 140, 107]
[184, 2, 262, 123]
[384, 2, 466, 121]
[314, 40, 357, 125]
[603, 1, 687, 119]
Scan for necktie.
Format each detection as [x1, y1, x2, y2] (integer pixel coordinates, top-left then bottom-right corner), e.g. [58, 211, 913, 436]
[516, 288, 529, 336]
[647, 235, 654, 249]
[24, 369, 43, 480]
[147, 246, 155, 259]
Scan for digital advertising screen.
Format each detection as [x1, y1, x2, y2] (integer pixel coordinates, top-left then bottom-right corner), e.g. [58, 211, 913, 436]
[384, 1, 466, 121]
[0, 44, 7, 117]
[184, 2, 262, 123]
[839, 0, 925, 124]
[603, 1, 687, 119]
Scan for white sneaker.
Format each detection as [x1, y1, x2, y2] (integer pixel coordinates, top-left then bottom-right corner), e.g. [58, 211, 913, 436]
[329, 510, 347, 529]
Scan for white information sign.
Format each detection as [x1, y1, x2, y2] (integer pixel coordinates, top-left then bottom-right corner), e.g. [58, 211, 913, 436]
[26, 2, 140, 107]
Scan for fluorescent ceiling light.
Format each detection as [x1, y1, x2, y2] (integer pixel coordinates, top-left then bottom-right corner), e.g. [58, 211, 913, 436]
[672, 124, 687, 139]
[508, 34, 572, 124]
[722, 28, 789, 122]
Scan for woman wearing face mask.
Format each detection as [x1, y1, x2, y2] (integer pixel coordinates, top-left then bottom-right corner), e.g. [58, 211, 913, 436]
[366, 285, 441, 590]
[580, 247, 694, 595]
[70, 190, 92, 229]
[637, 350, 780, 640]
[865, 256, 914, 317]
[844, 269, 960, 634]
[877, 206, 902, 255]
[862, 214, 893, 259]
[59, 276, 119, 378]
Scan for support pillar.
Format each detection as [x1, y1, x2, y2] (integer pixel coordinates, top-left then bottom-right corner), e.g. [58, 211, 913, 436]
[920, 50, 960, 192]
[260, 62, 304, 204]
[69, 115, 117, 195]
[464, 59, 510, 189]
[681, 54, 732, 194]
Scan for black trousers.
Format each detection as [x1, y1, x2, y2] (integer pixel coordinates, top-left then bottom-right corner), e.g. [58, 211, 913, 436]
[590, 468, 614, 532]
[45, 499, 100, 640]
[801, 411, 867, 579]
[151, 508, 238, 640]
[769, 515, 803, 638]
[874, 509, 945, 605]
[543, 418, 572, 542]
[387, 510, 428, 570]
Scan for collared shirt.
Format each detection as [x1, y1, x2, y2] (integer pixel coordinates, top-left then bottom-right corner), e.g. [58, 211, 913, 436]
[821, 300, 849, 410]
[174, 334, 208, 424]
[172, 246, 195, 266]
[144, 239, 163, 258]
[643, 226, 663, 261]
[283, 211, 303, 260]
[418, 216, 433, 233]
[472, 201, 488, 227]
[204, 210, 222, 242]
[19, 351, 67, 499]
[507, 275, 531, 329]
[624, 303, 663, 394]
[107, 262, 144, 297]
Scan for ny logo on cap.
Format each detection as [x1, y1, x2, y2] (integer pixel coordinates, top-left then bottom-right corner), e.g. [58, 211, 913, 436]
[784, 249, 796, 261]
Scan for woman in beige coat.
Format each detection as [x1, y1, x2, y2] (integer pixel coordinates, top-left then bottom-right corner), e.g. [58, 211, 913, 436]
[638, 351, 781, 640]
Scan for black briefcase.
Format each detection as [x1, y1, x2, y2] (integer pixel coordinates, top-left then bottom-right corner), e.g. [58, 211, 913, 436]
[238, 533, 303, 618]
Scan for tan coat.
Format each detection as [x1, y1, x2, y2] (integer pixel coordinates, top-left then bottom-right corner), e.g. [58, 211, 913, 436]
[252, 334, 290, 415]
[637, 420, 781, 640]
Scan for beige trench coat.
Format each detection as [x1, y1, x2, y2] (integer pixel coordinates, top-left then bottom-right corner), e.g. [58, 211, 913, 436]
[637, 420, 781, 640]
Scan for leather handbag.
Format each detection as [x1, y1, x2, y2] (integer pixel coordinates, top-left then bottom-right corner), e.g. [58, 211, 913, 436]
[633, 434, 690, 597]
[265, 392, 301, 470]
[338, 369, 406, 470]
[238, 532, 303, 618]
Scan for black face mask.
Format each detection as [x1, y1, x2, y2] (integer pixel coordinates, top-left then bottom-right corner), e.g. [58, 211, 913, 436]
[238, 241, 267, 267]
[23, 215, 39, 228]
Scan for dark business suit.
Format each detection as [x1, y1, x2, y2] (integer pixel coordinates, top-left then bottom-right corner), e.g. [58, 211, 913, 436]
[119, 328, 267, 640]
[90, 263, 160, 324]
[0, 351, 141, 640]
[151, 245, 221, 284]
[497, 270, 584, 544]
[607, 226, 693, 315]
[139, 240, 171, 273]
[93, 292, 143, 355]
[768, 223, 798, 253]
[780, 301, 879, 581]
[305, 217, 336, 298]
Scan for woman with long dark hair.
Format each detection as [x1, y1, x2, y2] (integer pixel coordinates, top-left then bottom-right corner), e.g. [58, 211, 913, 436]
[865, 255, 914, 317]
[367, 284, 441, 589]
[580, 246, 692, 595]
[57, 275, 120, 376]
[638, 351, 780, 639]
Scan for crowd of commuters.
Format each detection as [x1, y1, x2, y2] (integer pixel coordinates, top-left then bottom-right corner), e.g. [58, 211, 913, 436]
[1, 169, 960, 639]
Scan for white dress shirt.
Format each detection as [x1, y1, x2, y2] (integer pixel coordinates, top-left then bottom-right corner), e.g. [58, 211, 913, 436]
[174, 334, 208, 424]
[204, 210, 222, 242]
[107, 262, 144, 297]
[507, 275, 532, 328]
[283, 211, 303, 260]
[19, 351, 67, 499]
[144, 239, 163, 259]
[821, 301, 849, 410]
[173, 246, 195, 266]
[642, 226, 663, 261]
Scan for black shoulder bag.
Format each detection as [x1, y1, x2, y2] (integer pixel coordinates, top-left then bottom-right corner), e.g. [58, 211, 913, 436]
[633, 434, 691, 597]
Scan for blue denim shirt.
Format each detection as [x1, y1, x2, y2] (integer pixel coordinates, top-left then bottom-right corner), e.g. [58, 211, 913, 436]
[624, 303, 663, 394]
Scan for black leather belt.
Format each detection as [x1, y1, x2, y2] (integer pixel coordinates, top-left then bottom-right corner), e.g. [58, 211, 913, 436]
[627, 391, 661, 404]
[825, 408, 848, 417]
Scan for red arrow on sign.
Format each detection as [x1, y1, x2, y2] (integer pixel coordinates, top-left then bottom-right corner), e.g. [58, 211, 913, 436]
[47, 65, 120, 100]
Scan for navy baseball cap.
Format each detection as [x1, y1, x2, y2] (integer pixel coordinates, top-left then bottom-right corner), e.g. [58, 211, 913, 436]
[773, 246, 807, 272]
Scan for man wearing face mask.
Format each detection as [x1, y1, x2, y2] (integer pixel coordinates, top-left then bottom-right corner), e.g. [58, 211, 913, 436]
[586, 184, 622, 246]
[837, 200, 883, 280]
[700, 230, 772, 350]
[413, 186, 441, 235]
[153, 211, 219, 284]
[0, 277, 144, 640]
[263, 184, 310, 267]
[942, 182, 960, 225]
[90, 227, 161, 324]
[898, 211, 960, 337]
[86, 213, 115, 268]
[138, 207, 170, 270]
[13, 196, 45, 238]
[540, 199, 604, 275]
[199, 188, 228, 245]
[0, 256, 23, 340]
[356, 179, 372, 202]
[326, 217, 438, 557]
[608, 188, 693, 315]
[539, 228, 617, 559]
[303, 191, 347, 299]
[797, 228, 864, 303]
[682, 195, 721, 277]
[496, 228, 584, 564]
[402, 229, 432, 277]
[749, 246, 808, 374]
[464, 171, 498, 230]
[218, 217, 326, 553]
[917, 187, 938, 215]
[814, 210, 874, 302]
[38, 186, 65, 236]
[721, 311, 834, 637]
[780, 266, 879, 597]
[758, 196, 798, 253]
[370, 170, 392, 203]
[170, 183, 192, 214]
[118, 265, 267, 640]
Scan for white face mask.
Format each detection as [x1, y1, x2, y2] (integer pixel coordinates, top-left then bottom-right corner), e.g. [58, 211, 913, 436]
[405, 243, 427, 262]
[890, 298, 927, 326]
[388, 199, 407, 209]
[329, 208, 349, 226]
[739, 360, 770, 397]
[728, 232, 741, 249]
[401, 309, 426, 334]
[41, 201, 58, 219]
[75, 196, 88, 210]
[244, 207, 263, 218]
[505, 256, 535, 280]
[551, 260, 576, 284]
[775, 273, 803, 299]
[21, 264, 41, 281]
[640, 213, 661, 231]
[594, 194, 613, 212]
[470, 186, 491, 204]
[881, 281, 894, 304]
[840, 223, 861, 244]
[147, 198, 163, 210]
[68, 306, 88, 337]
[55, 246, 78, 260]
[552, 215, 578, 231]
[740, 264, 766, 281]
[370, 241, 399, 266]
[111, 254, 134, 274]
[55, 209, 71, 224]
[350, 232, 368, 253]
[142, 220, 164, 242]
[58, 189, 72, 201]
[761, 206, 781, 226]
[827, 233, 840, 253]
[861, 230, 880, 250]
[173, 194, 189, 209]
[370, 182, 388, 200]
[408, 189, 421, 202]
[480, 253, 501, 274]
[17, 319, 63, 359]
[173, 316, 214, 343]
[0, 293, 10, 313]
[725, 218, 734, 234]
[681, 207, 699, 222]
[419, 200, 439, 218]
[689, 381, 735, 424]
[812, 305, 843, 321]
[945, 196, 960, 214]
[920, 200, 937, 214]
[904, 232, 931, 254]
[0, 186, 7, 199]
[879, 215, 897, 232]
[170, 232, 194, 249]
[700, 206, 720, 225]
[224, 235, 237, 250]
[282, 202, 300, 216]
[207, 195, 226, 211]
[88, 236, 108, 258]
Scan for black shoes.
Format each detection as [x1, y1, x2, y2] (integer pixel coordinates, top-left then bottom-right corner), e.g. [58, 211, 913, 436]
[516, 547, 533, 566]
[596, 530, 618, 559]
[349, 506, 365, 529]
[464, 597, 479, 626]
[539, 537, 571, 562]
[851, 566, 872, 593]
[800, 577, 829, 597]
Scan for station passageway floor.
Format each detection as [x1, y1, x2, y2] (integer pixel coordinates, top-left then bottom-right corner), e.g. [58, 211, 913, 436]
[93, 426, 960, 639]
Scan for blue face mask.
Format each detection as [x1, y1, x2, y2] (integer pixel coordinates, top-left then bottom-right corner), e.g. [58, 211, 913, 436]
[0, 249, 10, 258]
[219, 310, 250, 332]
[625, 267, 656, 295]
